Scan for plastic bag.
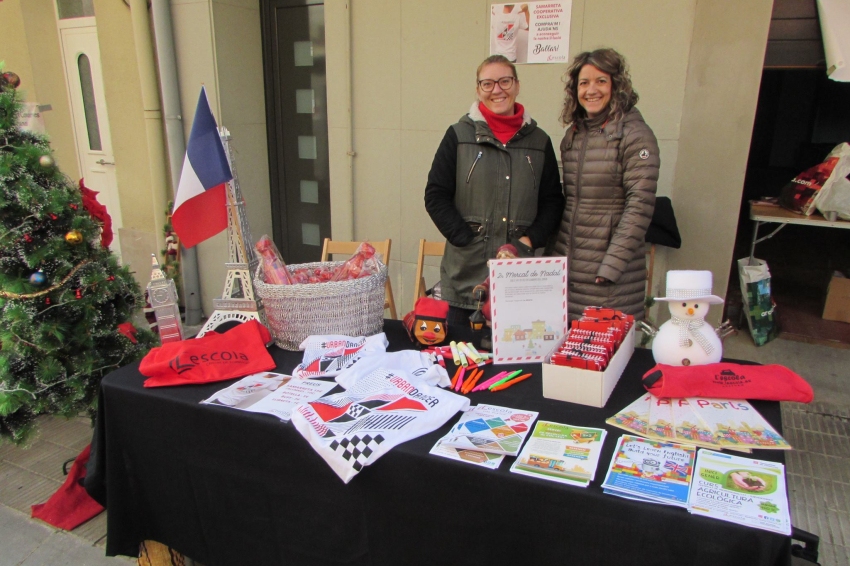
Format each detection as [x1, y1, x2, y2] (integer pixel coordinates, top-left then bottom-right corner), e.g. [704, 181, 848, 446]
[813, 142, 850, 220]
[330, 242, 382, 282]
[779, 142, 850, 218]
[737, 257, 778, 346]
[254, 235, 292, 285]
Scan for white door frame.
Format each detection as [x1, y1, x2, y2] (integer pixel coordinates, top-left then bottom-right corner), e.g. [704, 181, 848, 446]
[57, 15, 123, 258]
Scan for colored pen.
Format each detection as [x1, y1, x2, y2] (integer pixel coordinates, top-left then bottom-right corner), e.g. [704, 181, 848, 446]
[489, 369, 523, 390]
[462, 369, 483, 394]
[454, 366, 467, 392]
[473, 371, 508, 392]
[450, 365, 463, 389]
[491, 373, 532, 391]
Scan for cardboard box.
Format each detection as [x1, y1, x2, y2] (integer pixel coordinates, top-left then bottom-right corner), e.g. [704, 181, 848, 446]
[542, 327, 635, 408]
[823, 272, 850, 323]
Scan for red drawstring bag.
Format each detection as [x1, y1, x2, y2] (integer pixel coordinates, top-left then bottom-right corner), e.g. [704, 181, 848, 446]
[642, 362, 814, 403]
[141, 320, 276, 387]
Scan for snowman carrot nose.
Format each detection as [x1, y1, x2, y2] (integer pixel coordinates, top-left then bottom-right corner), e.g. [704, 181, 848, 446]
[687, 307, 694, 315]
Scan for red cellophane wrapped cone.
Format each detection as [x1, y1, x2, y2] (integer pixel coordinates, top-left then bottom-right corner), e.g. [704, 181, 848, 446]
[330, 242, 382, 281]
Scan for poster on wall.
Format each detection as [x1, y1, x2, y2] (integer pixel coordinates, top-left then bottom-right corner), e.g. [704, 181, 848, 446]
[489, 1, 572, 65]
[489, 257, 567, 364]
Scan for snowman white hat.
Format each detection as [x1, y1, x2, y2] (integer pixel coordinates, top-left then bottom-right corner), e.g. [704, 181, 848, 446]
[654, 270, 724, 304]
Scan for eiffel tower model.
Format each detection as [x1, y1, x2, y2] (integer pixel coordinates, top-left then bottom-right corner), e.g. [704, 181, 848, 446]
[197, 127, 264, 337]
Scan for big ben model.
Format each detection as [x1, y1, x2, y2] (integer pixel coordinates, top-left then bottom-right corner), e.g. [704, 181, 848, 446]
[147, 254, 184, 344]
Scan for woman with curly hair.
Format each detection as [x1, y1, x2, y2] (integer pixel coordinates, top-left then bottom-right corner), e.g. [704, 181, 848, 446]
[550, 48, 658, 320]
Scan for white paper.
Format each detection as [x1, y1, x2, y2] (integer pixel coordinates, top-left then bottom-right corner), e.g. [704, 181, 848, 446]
[818, 0, 850, 81]
[245, 379, 338, 421]
[201, 371, 336, 422]
[489, 257, 567, 364]
[688, 449, 792, 536]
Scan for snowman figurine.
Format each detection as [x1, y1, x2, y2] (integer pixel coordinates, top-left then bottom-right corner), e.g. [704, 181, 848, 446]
[651, 270, 724, 366]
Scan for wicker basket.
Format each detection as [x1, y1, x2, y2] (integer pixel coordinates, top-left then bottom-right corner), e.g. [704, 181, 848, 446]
[254, 261, 387, 350]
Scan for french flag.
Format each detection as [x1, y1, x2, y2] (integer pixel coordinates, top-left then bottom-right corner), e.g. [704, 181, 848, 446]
[171, 87, 232, 248]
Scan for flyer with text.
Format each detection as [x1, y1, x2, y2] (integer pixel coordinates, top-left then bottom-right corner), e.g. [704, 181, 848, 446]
[510, 421, 607, 487]
[688, 449, 791, 535]
[489, 257, 567, 364]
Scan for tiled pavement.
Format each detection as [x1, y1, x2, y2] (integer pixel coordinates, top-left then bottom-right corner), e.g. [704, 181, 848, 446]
[1, 331, 849, 565]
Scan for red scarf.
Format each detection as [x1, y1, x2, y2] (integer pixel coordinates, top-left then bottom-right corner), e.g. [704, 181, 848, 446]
[478, 102, 525, 144]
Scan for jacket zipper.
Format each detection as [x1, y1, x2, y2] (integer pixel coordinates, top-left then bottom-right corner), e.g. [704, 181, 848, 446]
[466, 151, 483, 183]
[570, 132, 590, 263]
[525, 155, 536, 187]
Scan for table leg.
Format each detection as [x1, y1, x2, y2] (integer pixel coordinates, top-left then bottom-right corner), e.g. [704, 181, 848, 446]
[748, 220, 761, 266]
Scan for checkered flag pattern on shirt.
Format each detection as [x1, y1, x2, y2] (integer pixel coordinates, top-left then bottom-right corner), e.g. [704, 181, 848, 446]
[291, 367, 469, 483]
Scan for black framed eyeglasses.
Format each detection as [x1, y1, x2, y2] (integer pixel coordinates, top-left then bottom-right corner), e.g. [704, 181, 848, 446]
[477, 76, 516, 92]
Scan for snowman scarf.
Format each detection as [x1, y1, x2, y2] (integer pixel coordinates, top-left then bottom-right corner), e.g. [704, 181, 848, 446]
[670, 316, 715, 356]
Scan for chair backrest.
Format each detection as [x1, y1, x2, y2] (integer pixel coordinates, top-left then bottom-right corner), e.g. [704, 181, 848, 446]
[320, 238, 397, 319]
[413, 239, 446, 312]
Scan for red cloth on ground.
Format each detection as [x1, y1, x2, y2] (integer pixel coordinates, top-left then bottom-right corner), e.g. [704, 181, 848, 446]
[642, 362, 814, 403]
[31, 444, 104, 530]
[140, 319, 275, 387]
[478, 102, 525, 144]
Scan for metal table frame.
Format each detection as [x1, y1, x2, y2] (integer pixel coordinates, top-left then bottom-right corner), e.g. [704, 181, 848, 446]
[748, 202, 850, 264]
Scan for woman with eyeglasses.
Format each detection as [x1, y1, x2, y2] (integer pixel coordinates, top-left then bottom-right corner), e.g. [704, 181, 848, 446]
[425, 55, 564, 327]
[550, 48, 658, 321]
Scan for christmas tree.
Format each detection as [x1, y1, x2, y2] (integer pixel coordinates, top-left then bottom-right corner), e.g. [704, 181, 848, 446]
[0, 68, 156, 445]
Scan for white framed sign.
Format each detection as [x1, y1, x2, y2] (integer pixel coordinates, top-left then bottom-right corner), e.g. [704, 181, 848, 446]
[489, 257, 567, 364]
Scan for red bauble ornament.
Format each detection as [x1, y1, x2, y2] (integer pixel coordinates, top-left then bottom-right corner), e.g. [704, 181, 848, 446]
[75, 289, 82, 299]
[45, 298, 51, 305]
[24, 234, 32, 243]
[107, 276, 115, 281]
[49, 214, 58, 220]
[1, 72, 21, 89]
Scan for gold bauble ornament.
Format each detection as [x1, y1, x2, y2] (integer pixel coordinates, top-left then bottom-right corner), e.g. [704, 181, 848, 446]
[65, 230, 84, 245]
[39, 155, 55, 168]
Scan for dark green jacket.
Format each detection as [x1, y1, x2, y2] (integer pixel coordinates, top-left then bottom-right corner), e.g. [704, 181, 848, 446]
[425, 104, 564, 309]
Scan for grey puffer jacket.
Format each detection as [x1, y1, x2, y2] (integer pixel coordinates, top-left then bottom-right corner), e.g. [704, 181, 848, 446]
[550, 107, 658, 320]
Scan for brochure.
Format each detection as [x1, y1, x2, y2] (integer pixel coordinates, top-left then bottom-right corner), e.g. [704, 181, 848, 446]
[606, 394, 651, 436]
[601, 435, 696, 507]
[201, 371, 337, 421]
[510, 421, 607, 487]
[439, 404, 538, 456]
[688, 449, 792, 535]
[686, 398, 792, 450]
[488, 257, 567, 364]
[429, 437, 506, 470]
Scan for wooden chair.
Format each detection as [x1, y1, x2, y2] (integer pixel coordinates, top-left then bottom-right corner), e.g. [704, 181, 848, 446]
[413, 239, 446, 312]
[321, 238, 397, 319]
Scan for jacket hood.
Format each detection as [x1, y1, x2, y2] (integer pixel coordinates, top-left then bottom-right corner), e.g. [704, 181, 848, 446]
[462, 102, 536, 144]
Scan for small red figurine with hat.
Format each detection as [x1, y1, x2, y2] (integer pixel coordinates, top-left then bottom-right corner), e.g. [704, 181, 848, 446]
[403, 297, 449, 348]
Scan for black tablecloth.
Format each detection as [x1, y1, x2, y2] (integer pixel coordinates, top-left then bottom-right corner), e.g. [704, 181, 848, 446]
[86, 320, 791, 566]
